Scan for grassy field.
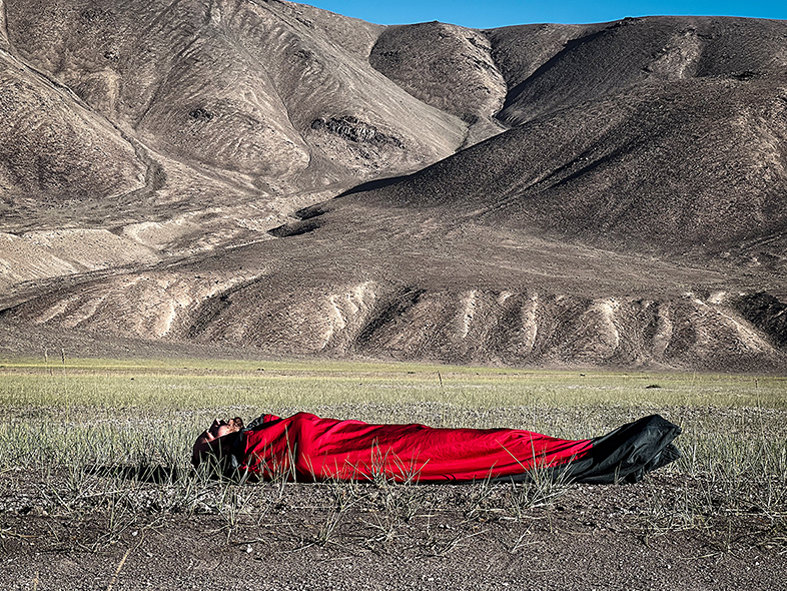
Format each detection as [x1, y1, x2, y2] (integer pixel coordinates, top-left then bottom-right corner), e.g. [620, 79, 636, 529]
[1, 356, 785, 563]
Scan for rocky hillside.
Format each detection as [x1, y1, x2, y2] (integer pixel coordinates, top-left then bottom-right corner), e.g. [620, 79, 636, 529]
[0, 2, 785, 370]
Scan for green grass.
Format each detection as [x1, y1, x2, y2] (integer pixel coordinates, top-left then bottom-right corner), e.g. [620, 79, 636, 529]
[2, 355, 784, 409]
[1, 356, 784, 473]
[0, 355, 785, 554]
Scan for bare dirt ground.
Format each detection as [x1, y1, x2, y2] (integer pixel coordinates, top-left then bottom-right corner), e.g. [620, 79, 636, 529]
[0, 358, 784, 589]
[2, 472, 785, 591]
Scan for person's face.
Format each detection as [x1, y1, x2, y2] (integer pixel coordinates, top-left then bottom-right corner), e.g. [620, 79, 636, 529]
[193, 417, 243, 458]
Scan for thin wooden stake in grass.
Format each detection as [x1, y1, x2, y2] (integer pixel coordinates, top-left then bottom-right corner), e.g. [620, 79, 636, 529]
[437, 372, 443, 388]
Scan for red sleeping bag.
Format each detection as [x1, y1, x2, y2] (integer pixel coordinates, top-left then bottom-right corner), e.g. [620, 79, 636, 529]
[233, 412, 680, 484]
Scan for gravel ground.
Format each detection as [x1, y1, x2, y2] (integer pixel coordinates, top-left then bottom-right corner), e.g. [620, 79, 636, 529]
[1, 472, 785, 591]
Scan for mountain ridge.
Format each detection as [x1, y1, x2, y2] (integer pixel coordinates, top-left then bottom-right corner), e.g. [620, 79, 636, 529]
[0, 2, 785, 370]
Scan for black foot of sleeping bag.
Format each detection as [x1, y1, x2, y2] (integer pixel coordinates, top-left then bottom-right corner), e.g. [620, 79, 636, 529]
[497, 414, 682, 484]
[560, 414, 682, 484]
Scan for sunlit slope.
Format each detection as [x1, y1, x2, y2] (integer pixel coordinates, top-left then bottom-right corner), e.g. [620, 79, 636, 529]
[0, 0, 471, 289]
[0, 49, 145, 212]
[1, 7, 786, 370]
[0, 0, 466, 252]
[4, 208, 785, 370]
[6, 0, 464, 192]
[370, 21, 508, 146]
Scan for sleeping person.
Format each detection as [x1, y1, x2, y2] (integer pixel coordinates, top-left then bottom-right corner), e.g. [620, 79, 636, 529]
[192, 412, 680, 484]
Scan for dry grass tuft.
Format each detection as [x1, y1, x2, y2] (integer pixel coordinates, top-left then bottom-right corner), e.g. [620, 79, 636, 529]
[0, 356, 785, 555]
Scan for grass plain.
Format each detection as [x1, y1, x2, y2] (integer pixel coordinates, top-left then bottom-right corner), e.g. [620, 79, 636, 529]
[0, 357, 785, 589]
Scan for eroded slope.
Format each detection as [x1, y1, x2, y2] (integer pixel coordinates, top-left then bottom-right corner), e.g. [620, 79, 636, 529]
[1, 8, 786, 370]
[0, 0, 467, 281]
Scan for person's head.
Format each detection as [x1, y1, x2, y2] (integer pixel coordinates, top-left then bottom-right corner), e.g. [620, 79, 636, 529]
[192, 417, 244, 466]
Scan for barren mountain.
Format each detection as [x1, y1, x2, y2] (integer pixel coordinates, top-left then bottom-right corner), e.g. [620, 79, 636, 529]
[0, 2, 785, 371]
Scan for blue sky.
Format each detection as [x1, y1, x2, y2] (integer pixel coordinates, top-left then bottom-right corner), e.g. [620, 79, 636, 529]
[302, 1, 787, 28]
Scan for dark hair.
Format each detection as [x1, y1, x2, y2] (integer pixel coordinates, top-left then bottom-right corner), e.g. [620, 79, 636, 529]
[192, 430, 245, 474]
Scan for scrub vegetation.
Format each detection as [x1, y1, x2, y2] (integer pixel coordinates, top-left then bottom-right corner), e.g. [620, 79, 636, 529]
[1, 357, 785, 588]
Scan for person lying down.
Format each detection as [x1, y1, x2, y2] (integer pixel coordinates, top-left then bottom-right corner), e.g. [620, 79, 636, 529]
[192, 412, 681, 484]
